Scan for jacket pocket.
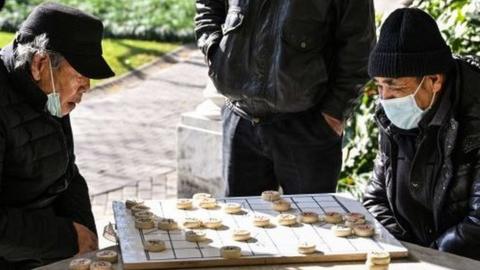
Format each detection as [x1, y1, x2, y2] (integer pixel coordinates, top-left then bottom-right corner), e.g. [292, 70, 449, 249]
[282, 19, 326, 52]
[222, 7, 244, 36]
[317, 112, 341, 139]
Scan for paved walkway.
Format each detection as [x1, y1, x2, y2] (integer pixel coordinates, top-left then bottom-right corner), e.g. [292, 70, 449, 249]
[70, 46, 208, 246]
[72, 46, 207, 197]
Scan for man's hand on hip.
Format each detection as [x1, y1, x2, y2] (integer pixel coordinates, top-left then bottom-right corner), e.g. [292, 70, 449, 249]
[73, 222, 98, 255]
[322, 112, 344, 136]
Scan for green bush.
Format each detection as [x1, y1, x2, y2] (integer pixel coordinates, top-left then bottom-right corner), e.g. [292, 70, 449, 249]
[414, 0, 480, 56]
[0, 0, 196, 42]
[337, 82, 378, 199]
[338, 0, 480, 199]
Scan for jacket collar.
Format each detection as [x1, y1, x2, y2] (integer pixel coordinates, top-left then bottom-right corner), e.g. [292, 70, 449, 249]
[0, 44, 48, 112]
[425, 73, 454, 128]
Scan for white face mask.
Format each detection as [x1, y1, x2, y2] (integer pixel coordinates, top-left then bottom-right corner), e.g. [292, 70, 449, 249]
[380, 77, 436, 130]
[45, 57, 62, 118]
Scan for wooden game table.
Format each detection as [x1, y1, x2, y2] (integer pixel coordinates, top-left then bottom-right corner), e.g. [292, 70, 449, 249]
[36, 242, 480, 270]
[36, 194, 480, 269]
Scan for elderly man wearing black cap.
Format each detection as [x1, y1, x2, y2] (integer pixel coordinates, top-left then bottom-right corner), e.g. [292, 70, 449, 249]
[363, 8, 480, 259]
[0, 2, 114, 269]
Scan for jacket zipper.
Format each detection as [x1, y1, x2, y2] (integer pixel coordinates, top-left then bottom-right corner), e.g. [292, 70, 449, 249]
[384, 128, 411, 237]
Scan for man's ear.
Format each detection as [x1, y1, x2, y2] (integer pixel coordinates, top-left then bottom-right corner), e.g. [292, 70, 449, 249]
[428, 74, 445, 94]
[30, 52, 48, 81]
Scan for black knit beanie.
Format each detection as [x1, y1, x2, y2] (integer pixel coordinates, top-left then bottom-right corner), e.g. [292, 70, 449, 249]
[368, 8, 453, 78]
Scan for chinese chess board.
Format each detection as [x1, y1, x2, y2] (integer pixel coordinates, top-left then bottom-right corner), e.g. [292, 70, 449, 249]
[113, 193, 408, 269]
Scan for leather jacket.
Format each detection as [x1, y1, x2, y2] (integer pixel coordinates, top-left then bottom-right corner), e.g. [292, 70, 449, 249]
[195, 0, 376, 120]
[363, 57, 480, 260]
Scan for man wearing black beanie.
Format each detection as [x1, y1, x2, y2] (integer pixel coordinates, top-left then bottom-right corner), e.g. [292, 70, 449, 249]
[363, 8, 480, 259]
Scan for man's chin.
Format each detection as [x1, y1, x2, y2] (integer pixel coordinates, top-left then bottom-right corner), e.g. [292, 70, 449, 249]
[63, 102, 77, 115]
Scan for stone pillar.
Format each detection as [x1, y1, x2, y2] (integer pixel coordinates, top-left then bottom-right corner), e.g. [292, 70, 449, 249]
[177, 79, 225, 198]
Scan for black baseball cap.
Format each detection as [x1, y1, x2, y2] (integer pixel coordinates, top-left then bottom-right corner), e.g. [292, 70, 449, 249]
[15, 2, 115, 79]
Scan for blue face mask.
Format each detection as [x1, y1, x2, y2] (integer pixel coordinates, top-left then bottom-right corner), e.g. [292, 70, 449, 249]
[45, 57, 62, 118]
[380, 77, 436, 130]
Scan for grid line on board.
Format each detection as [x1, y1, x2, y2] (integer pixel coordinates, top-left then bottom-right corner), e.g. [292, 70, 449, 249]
[331, 195, 349, 212]
[228, 198, 255, 256]
[294, 196, 329, 248]
[326, 196, 360, 252]
[139, 229, 151, 260]
[244, 198, 283, 256]
[310, 196, 334, 251]
[159, 201, 178, 260]
[332, 195, 384, 251]
[287, 197, 305, 242]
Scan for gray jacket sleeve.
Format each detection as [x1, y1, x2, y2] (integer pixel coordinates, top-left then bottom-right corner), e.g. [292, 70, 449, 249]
[194, 0, 226, 62]
[321, 0, 376, 121]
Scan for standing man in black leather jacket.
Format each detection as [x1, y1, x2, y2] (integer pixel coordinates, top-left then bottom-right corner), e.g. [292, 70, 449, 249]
[195, 0, 376, 196]
[0, 3, 114, 269]
[364, 8, 480, 260]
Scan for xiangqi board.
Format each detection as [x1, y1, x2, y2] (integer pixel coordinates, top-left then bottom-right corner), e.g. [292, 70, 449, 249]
[113, 193, 408, 269]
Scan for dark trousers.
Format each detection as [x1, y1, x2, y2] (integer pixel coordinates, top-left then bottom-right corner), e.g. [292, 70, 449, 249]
[222, 105, 342, 196]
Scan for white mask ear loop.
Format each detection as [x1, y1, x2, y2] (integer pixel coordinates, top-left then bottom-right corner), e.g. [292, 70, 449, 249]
[412, 76, 426, 97]
[47, 55, 57, 94]
[412, 76, 429, 111]
[414, 76, 436, 110]
[427, 90, 436, 110]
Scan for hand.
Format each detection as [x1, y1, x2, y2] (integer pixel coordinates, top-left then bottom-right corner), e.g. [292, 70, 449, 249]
[322, 112, 344, 136]
[73, 222, 98, 255]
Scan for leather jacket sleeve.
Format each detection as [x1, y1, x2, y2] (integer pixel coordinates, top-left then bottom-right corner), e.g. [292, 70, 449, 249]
[321, 0, 376, 121]
[434, 148, 480, 260]
[52, 165, 97, 235]
[363, 133, 410, 240]
[195, 0, 226, 63]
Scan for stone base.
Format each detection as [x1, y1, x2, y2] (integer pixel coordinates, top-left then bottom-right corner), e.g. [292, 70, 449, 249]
[176, 111, 223, 198]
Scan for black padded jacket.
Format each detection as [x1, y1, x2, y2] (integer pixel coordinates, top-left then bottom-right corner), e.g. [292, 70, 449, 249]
[0, 44, 96, 269]
[363, 57, 480, 260]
